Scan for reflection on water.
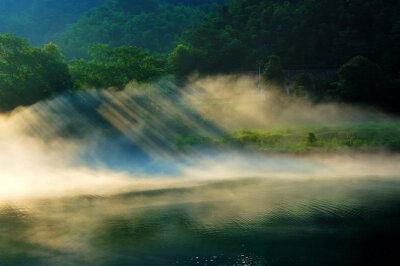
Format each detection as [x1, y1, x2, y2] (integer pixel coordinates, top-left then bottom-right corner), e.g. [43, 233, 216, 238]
[1, 177, 400, 266]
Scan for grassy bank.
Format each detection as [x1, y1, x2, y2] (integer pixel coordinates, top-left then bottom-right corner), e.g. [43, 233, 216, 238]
[175, 122, 400, 153]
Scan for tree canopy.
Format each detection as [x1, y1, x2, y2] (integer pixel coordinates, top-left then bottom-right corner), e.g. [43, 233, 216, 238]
[0, 0, 106, 46]
[175, 0, 400, 75]
[262, 55, 285, 89]
[69, 45, 164, 89]
[337, 56, 386, 105]
[55, 0, 209, 59]
[0, 33, 72, 111]
[0, 0, 399, 113]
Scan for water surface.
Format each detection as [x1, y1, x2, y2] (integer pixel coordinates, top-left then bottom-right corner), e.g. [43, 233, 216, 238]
[1, 176, 399, 266]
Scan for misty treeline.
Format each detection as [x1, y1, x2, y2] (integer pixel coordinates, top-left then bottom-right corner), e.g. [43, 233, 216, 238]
[0, 0, 399, 113]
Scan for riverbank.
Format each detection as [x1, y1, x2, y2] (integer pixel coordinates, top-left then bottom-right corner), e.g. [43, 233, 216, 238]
[175, 122, 400, 153]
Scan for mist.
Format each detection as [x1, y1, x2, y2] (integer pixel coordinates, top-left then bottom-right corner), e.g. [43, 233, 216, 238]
[0, 75, 399, 265]
[1, 0, 399, 264]
[0, 74, 398, 201]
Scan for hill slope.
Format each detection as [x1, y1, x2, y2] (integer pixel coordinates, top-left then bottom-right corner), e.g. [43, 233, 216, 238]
[178, 0, 400, 74]
[0, 0, 106, 45]
[55, 0, 224, 59]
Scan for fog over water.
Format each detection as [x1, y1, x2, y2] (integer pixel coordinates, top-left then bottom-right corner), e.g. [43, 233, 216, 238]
[1, 76, 400, 265]
[0, 75, 398, 199]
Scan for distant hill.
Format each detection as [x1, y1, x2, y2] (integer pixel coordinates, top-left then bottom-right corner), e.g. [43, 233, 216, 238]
[160, 0, 228, 5]
[0, 0, 106, 46]
[55, 0, 226, 59]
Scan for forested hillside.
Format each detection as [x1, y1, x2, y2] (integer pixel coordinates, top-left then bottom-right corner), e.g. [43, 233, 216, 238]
[0, 0, 399, 113]
[0, 0, 105, 45]
[171, 0, 400, 74]
[161, 0, 228, 6]
[55, 0, 222, 59]
[164, 0, 400, 112]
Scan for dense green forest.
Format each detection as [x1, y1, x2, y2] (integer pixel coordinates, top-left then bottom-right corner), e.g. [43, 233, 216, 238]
[160, 0, 227, 5]
[0, 34, 71, 111]
[0, 0, 106, 45]
[168, 0, 400, 111]
[172, 0, 400, 73]
[0, 0, 399, 113]
[69, 44, 164, 89]
[56, 0, 210, 59]
[0, 0, 222, 50]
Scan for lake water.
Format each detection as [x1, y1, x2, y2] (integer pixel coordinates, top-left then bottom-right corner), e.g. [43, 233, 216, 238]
[1, 176, 399, 266]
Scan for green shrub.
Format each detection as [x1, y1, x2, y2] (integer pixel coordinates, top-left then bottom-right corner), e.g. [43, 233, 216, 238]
[307, 132, 318, 145]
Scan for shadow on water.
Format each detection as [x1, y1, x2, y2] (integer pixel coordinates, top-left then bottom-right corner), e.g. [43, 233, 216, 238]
[1, 177, 400, 266]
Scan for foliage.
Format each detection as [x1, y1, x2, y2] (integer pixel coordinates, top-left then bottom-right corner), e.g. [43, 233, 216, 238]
[311, 80, 340, 101]
[337, 56, 386, 104]
[0, 0, 106, 46]
[56, 0, 208, 59]
[307, 132, 317, 145]
[0, 34, 72, 112]
[167, 44, 206, 77]
[1, 0, 399, 113]
[116, 0, 159, 14]
[179, 0, 400, 75]
[262, 55, 285, 89]
[175, 123, 400, 153]
[0, 1, 226, 49]
[160, 0, 228, 6]
[293, 73, 313, 95]
[69, 45, 164, 89]
[169, 0, 399, 111]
